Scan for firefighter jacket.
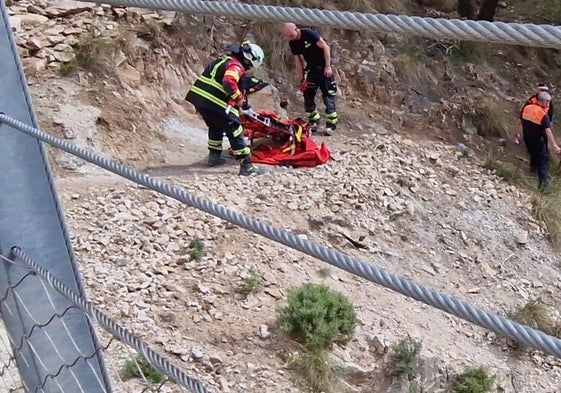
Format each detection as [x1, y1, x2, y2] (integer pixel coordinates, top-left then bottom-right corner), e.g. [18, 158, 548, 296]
[186, 55, 246, 118]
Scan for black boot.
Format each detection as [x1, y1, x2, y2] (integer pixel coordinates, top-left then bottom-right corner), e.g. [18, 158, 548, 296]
[239, 157, 265, 176]
[309, 121, 319, 134]
[324, 124, 336, 136]
[208, 150, 226, 167]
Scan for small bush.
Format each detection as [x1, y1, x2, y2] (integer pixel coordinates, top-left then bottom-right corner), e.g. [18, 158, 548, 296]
[509, 297, 561, 338]
[483, 159, 561, 249]
[277, 283, 356, 351]
[531, 192, 561, 250]
[390, 335, 422, 380]
[239, 269, 263, 295]
[59, 36, 119, 75]
[122, 354, 166, 384]
[453, 366, 495, 393]
[188, 237, 205, 261]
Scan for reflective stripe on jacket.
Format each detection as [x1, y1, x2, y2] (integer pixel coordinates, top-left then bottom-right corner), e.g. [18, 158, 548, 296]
[185, 55, 244, 117]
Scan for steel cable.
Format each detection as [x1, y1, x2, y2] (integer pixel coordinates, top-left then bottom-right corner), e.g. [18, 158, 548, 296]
[6, 248, 209, 393]
[77, 0, 561, 48]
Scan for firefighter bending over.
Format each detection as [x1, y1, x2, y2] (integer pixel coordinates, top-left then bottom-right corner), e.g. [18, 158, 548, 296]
[186, 40, 266, 176]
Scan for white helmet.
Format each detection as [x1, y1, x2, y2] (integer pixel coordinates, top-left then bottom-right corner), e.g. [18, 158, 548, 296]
[241, 41, 265, 68]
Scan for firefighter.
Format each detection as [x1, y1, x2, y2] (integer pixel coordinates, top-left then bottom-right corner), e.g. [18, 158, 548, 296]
[185, 40, 266, 176]
[519, 91, 561, 191]
[282, 23, 339, 136]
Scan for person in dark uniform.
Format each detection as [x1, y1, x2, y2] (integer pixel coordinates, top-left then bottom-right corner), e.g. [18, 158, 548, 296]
[185, 41, 265, 176]
[282, 23, 338, 136]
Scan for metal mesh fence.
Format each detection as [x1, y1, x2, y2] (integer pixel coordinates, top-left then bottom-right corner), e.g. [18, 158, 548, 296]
[0, 255, 202, 393]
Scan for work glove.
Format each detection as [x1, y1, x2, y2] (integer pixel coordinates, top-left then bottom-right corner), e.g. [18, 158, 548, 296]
[228, 93, 245, 108]
[299, 79, 308, 92]
[239, 76, 270, 94]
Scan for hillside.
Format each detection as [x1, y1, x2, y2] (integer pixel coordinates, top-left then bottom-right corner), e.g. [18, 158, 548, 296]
[4, 0, 561, 392]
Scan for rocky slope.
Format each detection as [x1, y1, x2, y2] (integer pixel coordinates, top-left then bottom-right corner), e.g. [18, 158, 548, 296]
[3, 0, 561, 392]
[54, 130, 561, 392]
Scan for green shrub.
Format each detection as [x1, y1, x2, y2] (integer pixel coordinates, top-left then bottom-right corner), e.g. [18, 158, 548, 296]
[390, 335, 422, 380]
[188, 237, 205, 261]
[277, 283, 356, 351]
[239, 269, 263, 295]
[449, 41, 490, 67]
[58, 36, 119, 75]
[122, 354, 166, 384]
[453, 365, 495, 393]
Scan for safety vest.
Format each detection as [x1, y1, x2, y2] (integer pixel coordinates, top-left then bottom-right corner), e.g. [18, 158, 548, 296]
[186, 55, 240, 117]
[521, 104, 548, 137]
[522, 104, 547, 124]
[527, 95, 550, 113]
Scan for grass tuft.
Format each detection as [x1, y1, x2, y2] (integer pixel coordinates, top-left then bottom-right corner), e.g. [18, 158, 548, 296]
[122, 354, 166, 385]
[238, 269, 263, 295]
[483, 156, 561, 249]
[317, 267, 331, 278]
[290, 348, 341, 393]
[509, 297, 561, 338]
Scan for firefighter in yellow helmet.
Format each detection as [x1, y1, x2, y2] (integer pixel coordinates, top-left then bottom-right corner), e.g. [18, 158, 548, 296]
[185, 41, 265, 176]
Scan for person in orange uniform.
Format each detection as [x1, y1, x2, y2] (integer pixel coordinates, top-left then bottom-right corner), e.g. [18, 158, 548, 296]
[516, 84, 554, 144]
[186, 41, 265, 176]
[519, 91, 561, 191]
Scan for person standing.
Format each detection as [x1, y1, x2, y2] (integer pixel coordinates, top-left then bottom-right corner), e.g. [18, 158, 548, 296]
[185, 40, 266, 176]
[282, 23, 339, 136]
[515, 84, 555, 173]
[519, 91, 561, 191]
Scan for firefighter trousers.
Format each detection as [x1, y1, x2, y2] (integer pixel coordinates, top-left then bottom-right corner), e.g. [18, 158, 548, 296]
[197, 107, 250, 159]
[303, 68, 338, 128]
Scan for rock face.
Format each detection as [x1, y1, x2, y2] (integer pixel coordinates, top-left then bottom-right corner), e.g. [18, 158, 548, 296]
[5, 0, 170, 73]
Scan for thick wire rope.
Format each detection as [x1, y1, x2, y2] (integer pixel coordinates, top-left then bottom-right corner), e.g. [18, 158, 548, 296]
[2, 114, 561, 359]
[4, 250, 209, 393]
[78, 0, 561, 48]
